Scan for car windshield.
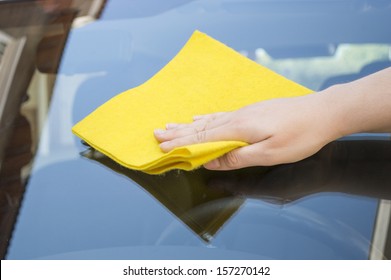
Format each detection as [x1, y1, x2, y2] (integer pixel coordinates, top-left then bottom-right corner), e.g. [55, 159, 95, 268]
[1, 0, 391, 260]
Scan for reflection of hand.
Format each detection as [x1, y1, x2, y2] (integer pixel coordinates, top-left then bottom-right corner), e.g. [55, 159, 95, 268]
[205, 141, 391, 202]
[155, 94, 339, 170]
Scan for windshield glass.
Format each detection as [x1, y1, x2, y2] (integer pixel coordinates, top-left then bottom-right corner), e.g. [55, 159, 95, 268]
[1, 0, 391, 260]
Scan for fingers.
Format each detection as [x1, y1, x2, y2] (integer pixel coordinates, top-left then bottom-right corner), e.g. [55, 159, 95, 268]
[157, 126, 235, 152]
[154, 112, 232, 151]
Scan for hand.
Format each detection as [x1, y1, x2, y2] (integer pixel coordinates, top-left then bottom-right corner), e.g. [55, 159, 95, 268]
[154, 93, 339, 170]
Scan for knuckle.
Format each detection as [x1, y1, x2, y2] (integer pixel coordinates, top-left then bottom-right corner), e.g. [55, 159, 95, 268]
[194, 130, 207, 143]
[195, 119, 208, 132]
[209, 113, 220, 121]
[223, 151, 240, 168]
[193, 120, 209, 143]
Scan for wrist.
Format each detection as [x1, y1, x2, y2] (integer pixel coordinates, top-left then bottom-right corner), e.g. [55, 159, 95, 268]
[319, 68, 391, 136]
[315, 84, 356, 141]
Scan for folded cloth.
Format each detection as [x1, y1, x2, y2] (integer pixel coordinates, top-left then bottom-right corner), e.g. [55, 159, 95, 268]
[72, 30, 312, 174]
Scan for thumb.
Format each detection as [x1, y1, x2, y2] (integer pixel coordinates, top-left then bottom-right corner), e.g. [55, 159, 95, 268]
[204, 146, 254, 170]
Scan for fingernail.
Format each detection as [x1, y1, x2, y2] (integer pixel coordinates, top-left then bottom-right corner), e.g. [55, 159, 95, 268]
[154, 129, 166, 135]
[166, 123, 178, 129]
[205, 159, 220, 169]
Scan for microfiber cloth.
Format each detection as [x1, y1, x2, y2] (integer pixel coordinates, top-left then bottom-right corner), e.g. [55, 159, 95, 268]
[72, 31, 312, 174]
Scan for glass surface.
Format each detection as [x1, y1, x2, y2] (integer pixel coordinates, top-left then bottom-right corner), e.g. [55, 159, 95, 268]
[2, 0, 391, 259]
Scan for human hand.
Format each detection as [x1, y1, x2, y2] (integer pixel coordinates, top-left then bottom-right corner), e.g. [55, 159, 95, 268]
[154, 93, 340, 170]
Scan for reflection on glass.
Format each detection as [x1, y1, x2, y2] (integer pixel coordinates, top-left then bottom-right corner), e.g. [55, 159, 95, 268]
[82, 148, 248, 242]
[82, 140, 391, 258]
[256, 44, 391, 90]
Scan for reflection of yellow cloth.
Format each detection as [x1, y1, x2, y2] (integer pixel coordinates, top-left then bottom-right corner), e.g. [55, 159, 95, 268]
[72, 31, 312, 174]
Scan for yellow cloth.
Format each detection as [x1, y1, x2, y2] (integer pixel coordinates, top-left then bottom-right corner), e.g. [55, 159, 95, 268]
[72, 31, 312, 174]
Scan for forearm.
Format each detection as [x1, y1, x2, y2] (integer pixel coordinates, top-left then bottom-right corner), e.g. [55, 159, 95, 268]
[321, 67, 391, 138]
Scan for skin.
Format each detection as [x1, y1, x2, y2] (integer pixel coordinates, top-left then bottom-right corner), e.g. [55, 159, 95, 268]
[154, 67, 391, 170]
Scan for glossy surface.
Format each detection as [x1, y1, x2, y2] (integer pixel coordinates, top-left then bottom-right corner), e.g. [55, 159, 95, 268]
[3, 0, 391, 259]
